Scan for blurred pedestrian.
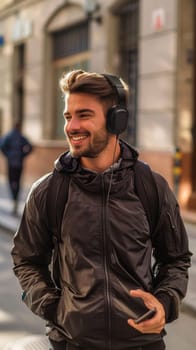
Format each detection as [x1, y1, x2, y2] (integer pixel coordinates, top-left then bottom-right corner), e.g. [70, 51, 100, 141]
[0, 121, 33, 214]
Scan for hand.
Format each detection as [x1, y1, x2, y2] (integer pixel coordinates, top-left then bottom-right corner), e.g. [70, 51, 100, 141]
[127, 289, 165, 334]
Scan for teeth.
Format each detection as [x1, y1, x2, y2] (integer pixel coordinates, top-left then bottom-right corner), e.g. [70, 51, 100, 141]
[72, 136, 86, 141]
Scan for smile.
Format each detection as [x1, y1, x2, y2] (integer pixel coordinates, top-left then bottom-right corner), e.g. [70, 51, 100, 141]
[72, 135, 87, 141]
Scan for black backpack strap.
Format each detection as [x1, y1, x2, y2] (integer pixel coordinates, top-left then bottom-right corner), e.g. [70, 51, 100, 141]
[46, 169, 70, 242]
[46, 169, 70, 289]
[134, 160, 160, 235]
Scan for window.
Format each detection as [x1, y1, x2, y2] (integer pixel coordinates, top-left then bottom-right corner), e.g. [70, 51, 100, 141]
[52, 22, 89, 60]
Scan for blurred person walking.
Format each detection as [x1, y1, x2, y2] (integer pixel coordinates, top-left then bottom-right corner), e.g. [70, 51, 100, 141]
[0, 121, 33, 214]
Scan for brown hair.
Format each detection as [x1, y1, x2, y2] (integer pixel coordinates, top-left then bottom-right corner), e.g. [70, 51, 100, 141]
[59, 69, 128, 110]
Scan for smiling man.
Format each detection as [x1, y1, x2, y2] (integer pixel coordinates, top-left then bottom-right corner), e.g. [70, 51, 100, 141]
[11, 70, 191, 350]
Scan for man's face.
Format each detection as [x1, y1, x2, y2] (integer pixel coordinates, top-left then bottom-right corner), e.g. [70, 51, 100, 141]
[64, 92, 111, 159]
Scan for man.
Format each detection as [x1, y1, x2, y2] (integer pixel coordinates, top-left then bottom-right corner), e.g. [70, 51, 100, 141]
[0, 121, 33, 214]
[11, 70, 191, 350]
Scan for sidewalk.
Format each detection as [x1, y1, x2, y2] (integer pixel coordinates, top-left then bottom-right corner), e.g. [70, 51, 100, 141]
[0, 176, 31, 233]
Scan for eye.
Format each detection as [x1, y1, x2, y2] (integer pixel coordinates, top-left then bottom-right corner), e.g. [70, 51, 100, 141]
[79, 111, 93, 119]
[64, 114, 71, 122]
[80, 113, 89, 118]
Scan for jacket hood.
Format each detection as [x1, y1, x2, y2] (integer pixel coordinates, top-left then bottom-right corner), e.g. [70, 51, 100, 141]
[54, 139, 139, 174]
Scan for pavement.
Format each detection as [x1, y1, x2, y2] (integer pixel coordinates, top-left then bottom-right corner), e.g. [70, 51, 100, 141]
[0, 175, 196, 349]
[0, 175, 31, 233]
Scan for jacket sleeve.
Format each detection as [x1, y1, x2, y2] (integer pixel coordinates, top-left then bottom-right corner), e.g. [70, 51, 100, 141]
[11, 175, 60, 322]
[152, 173, 192, 322]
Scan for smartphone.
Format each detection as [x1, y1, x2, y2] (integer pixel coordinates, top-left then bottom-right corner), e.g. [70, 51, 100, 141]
[134, 307, 156, 324]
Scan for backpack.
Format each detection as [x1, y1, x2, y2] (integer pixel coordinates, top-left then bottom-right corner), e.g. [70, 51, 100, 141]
[46, 160, 162, 243]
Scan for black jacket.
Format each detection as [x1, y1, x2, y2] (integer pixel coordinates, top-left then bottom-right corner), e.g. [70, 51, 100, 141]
[11, 141, 191, 349]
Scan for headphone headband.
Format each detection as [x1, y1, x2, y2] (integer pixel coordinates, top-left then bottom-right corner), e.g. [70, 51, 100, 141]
[102, 73, 126, 107]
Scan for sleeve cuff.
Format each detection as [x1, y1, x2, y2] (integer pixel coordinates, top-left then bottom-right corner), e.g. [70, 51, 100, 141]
[155, 292, 173, 323]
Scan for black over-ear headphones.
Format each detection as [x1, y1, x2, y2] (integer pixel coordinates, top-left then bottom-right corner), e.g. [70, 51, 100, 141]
[102, 73, 129, 135]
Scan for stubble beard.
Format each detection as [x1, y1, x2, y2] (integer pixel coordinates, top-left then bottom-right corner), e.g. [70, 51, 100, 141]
[67, 128, 110, 159]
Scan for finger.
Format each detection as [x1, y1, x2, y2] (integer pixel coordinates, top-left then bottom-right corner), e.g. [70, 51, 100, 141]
[130, 289, 151, 301]
[127, 318, 164, 334]
[130, 289, 155, 308]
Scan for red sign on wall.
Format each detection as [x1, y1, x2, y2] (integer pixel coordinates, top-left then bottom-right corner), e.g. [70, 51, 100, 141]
[152, 8, 165, 31]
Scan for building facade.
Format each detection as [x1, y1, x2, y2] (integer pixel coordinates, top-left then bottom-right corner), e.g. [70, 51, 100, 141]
[0, 0, 195, 210]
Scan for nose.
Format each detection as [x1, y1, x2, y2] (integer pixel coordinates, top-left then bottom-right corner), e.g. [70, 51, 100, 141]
[65, 116, 80, 133]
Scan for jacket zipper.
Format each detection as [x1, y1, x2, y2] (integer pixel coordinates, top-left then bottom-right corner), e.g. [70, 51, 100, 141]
[101, 175, 112, 350]
[167, 211, 177, 250]
[167, 212, 176, 231]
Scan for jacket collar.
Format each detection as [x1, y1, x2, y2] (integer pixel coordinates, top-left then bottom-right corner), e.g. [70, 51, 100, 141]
[55, 139, 139, 174]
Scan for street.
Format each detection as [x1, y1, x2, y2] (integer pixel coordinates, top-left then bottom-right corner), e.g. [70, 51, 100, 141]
[0, 225, 196, 349]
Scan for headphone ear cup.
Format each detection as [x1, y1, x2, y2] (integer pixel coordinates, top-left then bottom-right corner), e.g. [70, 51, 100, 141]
[106, 106, 129, 135]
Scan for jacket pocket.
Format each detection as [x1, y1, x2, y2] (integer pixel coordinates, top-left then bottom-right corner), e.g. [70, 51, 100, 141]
[55, 283, 80, 340]
[23, 282, 60, 321]
[55, 282, 105, 345]
[155, 210, 180, 258]
[110, 248, 151, 319]
[166, 211, 178, 252]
